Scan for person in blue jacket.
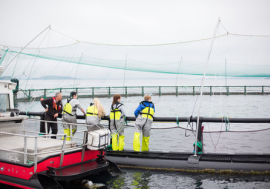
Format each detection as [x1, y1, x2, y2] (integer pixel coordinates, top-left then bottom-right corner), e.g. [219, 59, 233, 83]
[133, 95, 155, 151]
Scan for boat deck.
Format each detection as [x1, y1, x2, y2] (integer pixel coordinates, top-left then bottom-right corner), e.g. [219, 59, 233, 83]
[0, 136, 77, 163]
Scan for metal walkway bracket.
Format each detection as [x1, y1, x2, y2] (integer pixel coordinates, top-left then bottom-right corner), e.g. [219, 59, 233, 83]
[187, 155, 201, 168]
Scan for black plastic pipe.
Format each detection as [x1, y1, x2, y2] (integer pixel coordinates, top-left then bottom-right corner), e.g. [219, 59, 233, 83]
[19, 111, 270, 123]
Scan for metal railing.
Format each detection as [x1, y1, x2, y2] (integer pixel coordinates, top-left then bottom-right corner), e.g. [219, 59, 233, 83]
[0, 118, 93, 173]
[15, 85, 270, 101]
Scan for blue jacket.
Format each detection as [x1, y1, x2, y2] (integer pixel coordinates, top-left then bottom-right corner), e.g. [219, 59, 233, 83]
[134, 101, 155, 118]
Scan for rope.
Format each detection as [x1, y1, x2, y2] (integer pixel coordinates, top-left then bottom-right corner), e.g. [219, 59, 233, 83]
[123, 124, 270, 133]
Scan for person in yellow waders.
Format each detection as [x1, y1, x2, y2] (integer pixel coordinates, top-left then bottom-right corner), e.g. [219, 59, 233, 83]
[85, 98, 106, 130]
[133, 95, 155, 152]
[62, 91, 86, 141]
[110, 94, 126, 151]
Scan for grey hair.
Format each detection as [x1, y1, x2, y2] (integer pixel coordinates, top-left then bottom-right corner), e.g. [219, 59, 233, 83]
[55, 92, 61, 97]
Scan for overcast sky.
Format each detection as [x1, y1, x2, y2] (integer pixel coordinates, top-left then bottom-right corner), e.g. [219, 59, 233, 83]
[0, 0, 270, 47]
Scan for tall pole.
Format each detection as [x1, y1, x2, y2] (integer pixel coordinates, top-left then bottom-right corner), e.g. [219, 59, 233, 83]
[1, 25, 51, 76]
[225, 58, 227, 86]
[194, 18, 220, 156]
[175, 57, 182, 86]
[123, 54, 127, 87]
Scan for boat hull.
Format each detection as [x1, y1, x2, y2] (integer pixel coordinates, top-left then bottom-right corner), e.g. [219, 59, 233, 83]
[0, 149, 120, 189]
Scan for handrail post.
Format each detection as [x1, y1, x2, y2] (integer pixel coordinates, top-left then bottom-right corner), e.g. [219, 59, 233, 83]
[159, 86, 161, 96]
[22, 119, 25, 135]
[24, 136, 27, 164]
[44, 89, 46, 97]
[244, 86, 246, 95]
[142, 87, 144, 97]
[60, 88, 62, 93]
[76, 88, 78, 94]
[60, 135, 67, 167]
[69, 124, 72, 141]
[45, 121, 48, 138]
[125, 87, 127, 98]
[226, 86, 229, 95]
[108, 87, 111, 98]
[92, 87, 94, 99]
[34, 137, 38, 173]
[193, 86, 195, 95]
[176, 86, 178, 97]
[210, 86, 212, 96]
[81, 131, 88, 162]
[262, 86, 264, 95]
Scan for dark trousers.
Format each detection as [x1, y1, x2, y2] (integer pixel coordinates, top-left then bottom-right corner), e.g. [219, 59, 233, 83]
[43, 113, 58, 139]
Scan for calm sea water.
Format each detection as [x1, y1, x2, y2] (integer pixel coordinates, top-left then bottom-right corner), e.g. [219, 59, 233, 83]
[17, 93, 270, 189]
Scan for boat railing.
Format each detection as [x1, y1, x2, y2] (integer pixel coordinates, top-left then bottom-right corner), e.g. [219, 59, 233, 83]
[21, 118, 92, 169]
[0, 130, 69, 173]
[0, 117, 94, 174]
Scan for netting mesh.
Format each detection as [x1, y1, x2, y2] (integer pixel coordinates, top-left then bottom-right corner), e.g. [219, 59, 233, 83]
[0, 30, 270, 90]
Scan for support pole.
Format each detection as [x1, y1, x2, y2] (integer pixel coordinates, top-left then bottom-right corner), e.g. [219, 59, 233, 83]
[193, 86, 195, 96]
[226, 86, 229, 96]
[108, 87, 111, 98]
[210, 86, 212, 96]
[176, 86, 178, 97]
[125, 87, 127, 98]
[44, 89, 46, 97]
[81, 131, 87, 162]
[34, 137, 38, 173]
[28, 90, 31, 100]
[262, 86, 264, 95]
[23, 136, 27, 164]
[142, 87, 144, 97]
[194, 18, 220, 156]
[92, 87, 94, 99]
[244, 86, 246, 95]
[159, 86, 161, 96]
[45, 122, 48, 138]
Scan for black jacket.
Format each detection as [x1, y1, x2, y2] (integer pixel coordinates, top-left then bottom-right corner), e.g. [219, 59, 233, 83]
[41, 97, 63, 118]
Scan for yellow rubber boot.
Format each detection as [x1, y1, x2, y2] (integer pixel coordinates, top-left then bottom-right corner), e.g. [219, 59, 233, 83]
[142, 136, 150, 151]
[62, 129, 71, 141]
[133, 132, 141, 152]
[112, 134, 119, 151]
[118, 135, 125, 151]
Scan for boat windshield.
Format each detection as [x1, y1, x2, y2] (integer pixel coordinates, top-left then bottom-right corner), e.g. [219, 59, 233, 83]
[0, 94, 10, 112]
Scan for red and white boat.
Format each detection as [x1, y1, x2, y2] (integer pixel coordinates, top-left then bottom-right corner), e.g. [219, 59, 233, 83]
[0, 67, 120, 188]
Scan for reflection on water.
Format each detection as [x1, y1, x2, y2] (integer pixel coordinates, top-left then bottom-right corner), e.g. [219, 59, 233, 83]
[102, 168, 270, 189]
